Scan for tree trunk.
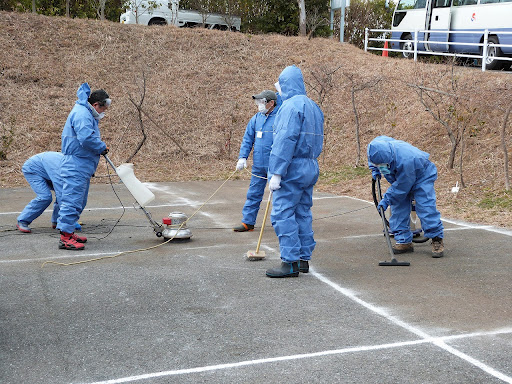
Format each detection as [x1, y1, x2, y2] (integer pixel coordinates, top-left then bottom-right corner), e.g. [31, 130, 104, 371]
[66, 0, 70, 17]
[297, 0, 306, 36]
[351, 85, 361, 167]
[32, 0, 36, 13]
[501, 104, 512, 190]
[100, 0, 106, 20]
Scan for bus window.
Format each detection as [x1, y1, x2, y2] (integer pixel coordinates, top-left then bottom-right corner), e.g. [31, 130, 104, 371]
[397, 0, 416, 10]
[435, 0, 451, 7]
[453, 0, 477, 4]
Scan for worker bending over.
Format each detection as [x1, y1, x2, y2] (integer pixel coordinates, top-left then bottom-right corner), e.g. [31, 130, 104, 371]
[367, 135, 444, 257]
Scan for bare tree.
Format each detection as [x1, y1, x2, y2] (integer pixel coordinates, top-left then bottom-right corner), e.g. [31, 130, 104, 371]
[126, 75, 149, 163]
[297, 0, 306, 36]
[124, 0, 159, 24]
[219, 0, 240, 31]
[306, 65, 342, 164]
[126, 72, 188, 162]
[91, 0, 107, 20]
[306, 6, 330, 40]
[409, 63, 477, 172]
[344, 73, 381, 167]
[501, 104, 512, 190]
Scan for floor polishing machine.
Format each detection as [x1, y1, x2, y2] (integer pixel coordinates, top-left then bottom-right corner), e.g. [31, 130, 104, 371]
[103, 154, 192, 241]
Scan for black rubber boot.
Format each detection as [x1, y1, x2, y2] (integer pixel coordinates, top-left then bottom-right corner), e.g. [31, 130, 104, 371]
[299, 260, 309, 273]
[266, 261, 299, 278]
[233, 223, 254, 232]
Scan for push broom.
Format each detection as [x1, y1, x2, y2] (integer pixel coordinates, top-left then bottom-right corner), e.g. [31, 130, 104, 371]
[246, 191, 272, 261]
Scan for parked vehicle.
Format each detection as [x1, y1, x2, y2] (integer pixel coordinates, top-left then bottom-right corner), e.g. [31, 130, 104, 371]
[120, 0, 241, 31]
[389, 0, 512, 69]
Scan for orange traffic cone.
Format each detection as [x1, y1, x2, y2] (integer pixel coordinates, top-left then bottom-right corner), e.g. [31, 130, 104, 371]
[382, 40, 389, 57]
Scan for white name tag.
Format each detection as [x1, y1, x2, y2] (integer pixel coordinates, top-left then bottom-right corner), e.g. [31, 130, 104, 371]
[256, 131, 263, 138]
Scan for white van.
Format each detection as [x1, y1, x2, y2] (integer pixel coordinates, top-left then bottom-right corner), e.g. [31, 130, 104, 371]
[120, 0, 241, 31]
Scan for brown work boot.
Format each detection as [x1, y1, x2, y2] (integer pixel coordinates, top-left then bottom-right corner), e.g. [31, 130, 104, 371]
[392, 242, 414, 254]
[432, 237, 444, 258]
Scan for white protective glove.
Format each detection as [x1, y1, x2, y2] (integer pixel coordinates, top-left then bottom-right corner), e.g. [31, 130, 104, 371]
[236, 158, 247, 171]
[269, 174, 282, 191]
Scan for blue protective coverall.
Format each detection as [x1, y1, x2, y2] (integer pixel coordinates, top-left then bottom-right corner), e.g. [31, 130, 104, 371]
[269, 66, 324, 263]
[17, 152, 64, 226]
[57, 83, 107, 234]
[367, 136, 444, 244]
[238, 96, 281, 225]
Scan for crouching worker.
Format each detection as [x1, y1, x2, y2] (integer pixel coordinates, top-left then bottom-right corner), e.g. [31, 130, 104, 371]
[16, 152, 82, 233]
[367, 135, 444, 257]
[233, 90, 279, 232]
[57, 83, 110, 250]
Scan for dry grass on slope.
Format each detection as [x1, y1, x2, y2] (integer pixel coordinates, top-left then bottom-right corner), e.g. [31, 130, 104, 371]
[1, 11, 511, 227]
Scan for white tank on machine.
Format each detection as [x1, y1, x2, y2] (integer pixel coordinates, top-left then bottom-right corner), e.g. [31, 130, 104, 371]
[115, 163, 155, 207]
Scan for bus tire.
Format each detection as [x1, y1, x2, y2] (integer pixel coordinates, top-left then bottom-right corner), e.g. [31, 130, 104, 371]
[400, 34, 414, 59]
[482, 36, 504, 70]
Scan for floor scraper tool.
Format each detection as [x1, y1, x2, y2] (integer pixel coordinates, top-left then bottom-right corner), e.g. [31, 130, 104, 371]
[246, 191, 272, 261]
[103, 154, 192, 240]
[375, 177, 410, 267]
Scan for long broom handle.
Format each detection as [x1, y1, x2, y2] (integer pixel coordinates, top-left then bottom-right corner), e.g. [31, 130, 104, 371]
[255, 190, 272, 254]
[377, 178, 398, 261]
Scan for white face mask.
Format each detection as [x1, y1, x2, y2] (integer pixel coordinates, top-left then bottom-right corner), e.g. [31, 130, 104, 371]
[97, 112, 105, 120]
[274, 82, 282, 94]
[258, 104, 269, 114]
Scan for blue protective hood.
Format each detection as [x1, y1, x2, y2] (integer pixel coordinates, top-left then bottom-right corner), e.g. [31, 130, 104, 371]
[367, 136, 394, 165]
[76, 83, 91, 108]
[278, 65, 307, 101]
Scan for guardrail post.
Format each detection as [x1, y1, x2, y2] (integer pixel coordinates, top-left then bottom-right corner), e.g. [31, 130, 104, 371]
[364, 28, 369, 52]
[414, 30, 418, 61]
[481, 29, 489, 72]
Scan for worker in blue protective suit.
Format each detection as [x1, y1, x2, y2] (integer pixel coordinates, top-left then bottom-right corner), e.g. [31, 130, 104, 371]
[57, 83, 110, 250]
[367, 136, 444, 257]
[265, 65, 324, 278]
[233, 89, 281, 232]
[16, 152, 83, 233]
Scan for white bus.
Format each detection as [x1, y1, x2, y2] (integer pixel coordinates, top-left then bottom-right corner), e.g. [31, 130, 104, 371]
[389, 0, 512, 69]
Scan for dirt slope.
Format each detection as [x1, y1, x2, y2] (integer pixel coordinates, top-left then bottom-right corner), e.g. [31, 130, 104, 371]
[1, 11, 512, 227]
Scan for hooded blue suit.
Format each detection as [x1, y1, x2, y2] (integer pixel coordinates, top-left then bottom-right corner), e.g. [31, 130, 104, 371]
[367, 136, 444, 244]
[57, 83, 107, 234]
[17, 152, 64, 226]
[238, 95, 281, 225]
[269, 66, 324, 263]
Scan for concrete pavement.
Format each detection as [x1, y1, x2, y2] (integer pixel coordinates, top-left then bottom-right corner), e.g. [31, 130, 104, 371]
[1, 179, 511, 383]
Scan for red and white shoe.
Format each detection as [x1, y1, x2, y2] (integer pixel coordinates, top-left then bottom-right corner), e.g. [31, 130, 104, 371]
[71, 232, 87, 243]
[59, 232, 85, 250]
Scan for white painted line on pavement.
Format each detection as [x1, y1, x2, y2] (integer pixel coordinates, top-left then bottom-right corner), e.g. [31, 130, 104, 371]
[312, 269, 512, 383]
[0, 251, 123, 264]
[83, 327, 512, 384]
